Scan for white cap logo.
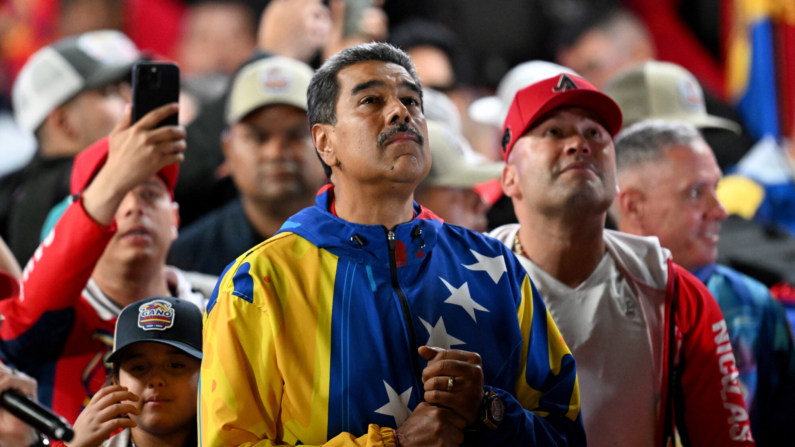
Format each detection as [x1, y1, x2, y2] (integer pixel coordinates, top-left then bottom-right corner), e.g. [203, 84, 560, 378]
[259, 67, 292, 95]
[77, 30, 139, 64]
[677, 77, 704, 112]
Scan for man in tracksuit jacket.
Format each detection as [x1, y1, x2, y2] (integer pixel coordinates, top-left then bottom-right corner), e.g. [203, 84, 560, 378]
[0, 104, 204, 424]
[488, 72, 754, 446]
[200, 43, 586, 447]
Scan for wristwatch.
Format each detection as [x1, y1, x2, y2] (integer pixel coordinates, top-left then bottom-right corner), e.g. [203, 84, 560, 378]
[479, 388, 504, 430]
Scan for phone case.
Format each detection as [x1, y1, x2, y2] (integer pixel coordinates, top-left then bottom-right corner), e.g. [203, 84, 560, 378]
[131, 62, 180, 127]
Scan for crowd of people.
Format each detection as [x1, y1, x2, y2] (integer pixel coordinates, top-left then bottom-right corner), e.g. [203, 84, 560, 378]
[0, 0, 793, 446]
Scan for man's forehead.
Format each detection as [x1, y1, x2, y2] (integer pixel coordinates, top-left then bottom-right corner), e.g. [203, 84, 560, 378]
[666, 142, 721, 174]
[142, 175, 168, 190]
[338, 60, 415, 89]
[237, 103, 308, 127]
[534, 107, 608, 128]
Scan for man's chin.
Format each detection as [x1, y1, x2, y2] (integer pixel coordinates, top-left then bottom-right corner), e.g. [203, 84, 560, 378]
[106, 245, 159, 265]
[386, 156, 429, 182]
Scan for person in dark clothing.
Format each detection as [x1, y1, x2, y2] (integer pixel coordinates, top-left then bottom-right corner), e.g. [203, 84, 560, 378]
[168, 56, 326, 276]
[0, 30, 138, 266]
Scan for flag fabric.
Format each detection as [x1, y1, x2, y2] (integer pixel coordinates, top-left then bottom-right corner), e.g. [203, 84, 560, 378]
[723, 0, 795, 140]
[724, 0, 780, 140]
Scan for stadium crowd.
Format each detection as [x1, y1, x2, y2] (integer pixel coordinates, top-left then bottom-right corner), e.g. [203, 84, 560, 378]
[0, 0, 794, 446]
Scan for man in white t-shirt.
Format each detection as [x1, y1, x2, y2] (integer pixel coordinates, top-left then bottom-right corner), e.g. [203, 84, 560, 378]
[488, 72, 754, 446]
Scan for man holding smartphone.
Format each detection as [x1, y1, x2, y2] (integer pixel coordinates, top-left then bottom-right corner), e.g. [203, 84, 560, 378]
[0, 103, 206, 424]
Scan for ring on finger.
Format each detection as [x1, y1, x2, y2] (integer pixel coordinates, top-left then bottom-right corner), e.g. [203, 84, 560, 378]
[447, 376, 455, 392]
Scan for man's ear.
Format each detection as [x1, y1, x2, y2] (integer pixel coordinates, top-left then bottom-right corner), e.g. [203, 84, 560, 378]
[313, 123, 338, 169]
[218, 130, 233, 179]
[501, 163, 523, 200]
[616, 187, 646, 230]
[220, 129, 233, 159]
[45, 106, 79, 144]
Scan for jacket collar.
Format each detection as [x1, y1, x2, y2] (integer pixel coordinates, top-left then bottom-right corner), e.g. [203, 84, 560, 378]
[276, 185, 443, 267]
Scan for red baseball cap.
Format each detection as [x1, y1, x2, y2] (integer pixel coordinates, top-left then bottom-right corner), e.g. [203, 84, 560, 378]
[500, 73, 623, 162]
[70, 137, 180, 198]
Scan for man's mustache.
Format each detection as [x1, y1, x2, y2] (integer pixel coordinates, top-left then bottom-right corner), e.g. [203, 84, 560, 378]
[377, 123, 424, 149]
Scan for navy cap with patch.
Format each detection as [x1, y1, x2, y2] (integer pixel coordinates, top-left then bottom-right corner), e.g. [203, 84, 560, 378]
[108, 296, 203, 363]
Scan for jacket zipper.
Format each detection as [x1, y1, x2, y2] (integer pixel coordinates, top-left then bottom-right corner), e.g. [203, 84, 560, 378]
[386, 228, 423, 388]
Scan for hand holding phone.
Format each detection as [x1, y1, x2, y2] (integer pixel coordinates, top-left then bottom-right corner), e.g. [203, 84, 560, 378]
[82, 103, 185, 226]
[132, 62, 180, 127]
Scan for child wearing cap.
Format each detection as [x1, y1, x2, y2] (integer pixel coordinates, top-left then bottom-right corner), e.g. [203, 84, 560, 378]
[64, 297, 202, 447]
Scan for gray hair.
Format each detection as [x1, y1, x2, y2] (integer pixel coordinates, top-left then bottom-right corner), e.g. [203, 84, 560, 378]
[307, 42, 421, 127]
[307, 42, 422, 178]
[614, 120, 704, 173]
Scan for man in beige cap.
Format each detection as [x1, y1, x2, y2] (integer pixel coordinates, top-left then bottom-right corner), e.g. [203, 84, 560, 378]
[604, 60, 751, 170]
[167, 55, 326, 276]
[415, 121, 501, 233]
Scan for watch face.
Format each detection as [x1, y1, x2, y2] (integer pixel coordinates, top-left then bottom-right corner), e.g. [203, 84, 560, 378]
[490, 396, 505, 422]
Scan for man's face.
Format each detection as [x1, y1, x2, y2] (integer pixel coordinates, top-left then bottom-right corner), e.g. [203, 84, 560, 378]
[225, 104, 324, 205]
[317, 60, 429, 187]
[556, 29, 649, 89]
[178, 2, 256, 75]
[101, 176, 178, 265]
[67, 82, 129, 149]
[637, 142, 727, 270]
[415, 186, 489, 233]
[407, 45, 455, 91]
[506, 108, 616, 215]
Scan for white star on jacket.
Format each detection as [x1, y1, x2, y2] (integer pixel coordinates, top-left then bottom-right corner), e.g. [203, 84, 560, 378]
[375, 381, 413, 426]
[440, 277, 489, 322]
[463, 249, 507, 284]
[420, 316, 465, 349]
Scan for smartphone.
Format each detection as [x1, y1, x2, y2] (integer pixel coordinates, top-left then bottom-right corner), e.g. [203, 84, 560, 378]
[131, 62, 180, 127]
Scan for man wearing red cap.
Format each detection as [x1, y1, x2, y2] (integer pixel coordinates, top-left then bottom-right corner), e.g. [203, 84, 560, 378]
[488, 73, 755, 446]
[0, 104, 205, 426]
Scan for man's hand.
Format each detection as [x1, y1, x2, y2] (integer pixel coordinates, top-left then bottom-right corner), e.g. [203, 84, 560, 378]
[83, 103, 185, 225]
[419, 346, 484, 424]
[257, 0, 331, 62]
[66, 385, 140, 447]
[395, 402, 466, 447]
[0, 363, 38, 447]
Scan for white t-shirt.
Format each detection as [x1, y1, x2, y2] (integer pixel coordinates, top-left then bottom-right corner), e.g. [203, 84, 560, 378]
[489, 225, 658, 447]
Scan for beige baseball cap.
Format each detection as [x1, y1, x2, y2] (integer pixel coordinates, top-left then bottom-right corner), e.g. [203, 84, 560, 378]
[423, 120, 504, 188]
[226, 55, 314, 125]
[604, 61, 741, 134]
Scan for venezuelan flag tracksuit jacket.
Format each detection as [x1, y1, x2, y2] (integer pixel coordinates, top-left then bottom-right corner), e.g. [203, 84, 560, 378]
[200, 186, 586, 446]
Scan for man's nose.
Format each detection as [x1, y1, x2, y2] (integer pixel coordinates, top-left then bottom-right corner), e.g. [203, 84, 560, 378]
[119, 192, 145, 217]
[386, 97, 412, 125]
[708, 189, 729, 222]
[259, 136, 288, 160]
[564, 133, 591, 156]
